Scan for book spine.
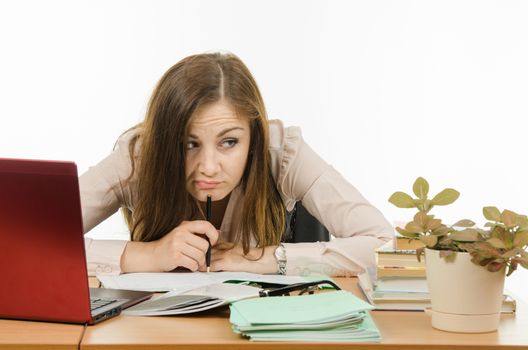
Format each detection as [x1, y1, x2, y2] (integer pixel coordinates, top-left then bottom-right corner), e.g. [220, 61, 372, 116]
[377, 267, 426, 278]
[394, 237, 424, 250]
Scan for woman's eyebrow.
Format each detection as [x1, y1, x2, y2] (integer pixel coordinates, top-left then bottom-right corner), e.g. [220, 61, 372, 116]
[188, 127, 244, 139]
[217, 126, 244, 137]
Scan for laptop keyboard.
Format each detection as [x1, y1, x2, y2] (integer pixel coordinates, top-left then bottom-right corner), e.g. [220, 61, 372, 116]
[90, 298, 118, 311]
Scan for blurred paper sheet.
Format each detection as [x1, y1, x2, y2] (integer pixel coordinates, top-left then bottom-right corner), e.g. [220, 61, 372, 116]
[97, 271, 311, 292]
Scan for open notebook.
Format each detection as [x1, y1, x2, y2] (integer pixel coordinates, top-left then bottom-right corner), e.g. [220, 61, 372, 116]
[124, 283, 261, 316]
[98, 271, 311, 293]
[124, 278, 339, 316]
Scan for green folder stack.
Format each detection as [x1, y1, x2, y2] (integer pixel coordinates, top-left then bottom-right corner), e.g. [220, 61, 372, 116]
[229, 290, 381, 342]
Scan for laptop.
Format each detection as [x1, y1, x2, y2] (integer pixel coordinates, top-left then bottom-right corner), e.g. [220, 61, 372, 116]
[0, 158, 153, 324]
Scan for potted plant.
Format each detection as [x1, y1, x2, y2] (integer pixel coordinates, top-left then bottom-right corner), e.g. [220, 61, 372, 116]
[388, 177, 528, 333]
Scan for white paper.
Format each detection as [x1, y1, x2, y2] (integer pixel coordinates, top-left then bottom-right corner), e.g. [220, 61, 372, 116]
[98, 271, 310, 292]
[123, 283, 262, 316]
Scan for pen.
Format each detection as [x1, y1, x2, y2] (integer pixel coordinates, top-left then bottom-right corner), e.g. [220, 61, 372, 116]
[206, 195, 212, 273]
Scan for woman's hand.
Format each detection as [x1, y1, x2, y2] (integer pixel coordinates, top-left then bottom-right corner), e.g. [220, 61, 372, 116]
[121, 220, 219, 273]
[206, 242, 278, 274]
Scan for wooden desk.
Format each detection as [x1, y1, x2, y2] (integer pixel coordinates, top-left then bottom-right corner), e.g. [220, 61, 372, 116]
[0, 319, 84, 350]
[80, 277, 528, 350]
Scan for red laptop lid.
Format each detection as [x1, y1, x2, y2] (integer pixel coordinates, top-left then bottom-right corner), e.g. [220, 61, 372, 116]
[0, 158, 92, 323]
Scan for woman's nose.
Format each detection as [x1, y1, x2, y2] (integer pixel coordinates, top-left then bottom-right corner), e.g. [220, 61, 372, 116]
[197, 148, 220, 175]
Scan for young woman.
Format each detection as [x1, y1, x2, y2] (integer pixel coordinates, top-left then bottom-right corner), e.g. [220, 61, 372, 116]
[81, 52, 393, 277]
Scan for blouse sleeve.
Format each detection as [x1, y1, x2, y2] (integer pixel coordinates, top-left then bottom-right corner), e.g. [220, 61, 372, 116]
[79, 129, 137, 276]
[270, 120, 394, 276]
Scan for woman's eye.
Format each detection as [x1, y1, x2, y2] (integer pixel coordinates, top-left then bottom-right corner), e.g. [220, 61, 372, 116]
[186, 141, 199, 150]
[221, 138, 238, 148]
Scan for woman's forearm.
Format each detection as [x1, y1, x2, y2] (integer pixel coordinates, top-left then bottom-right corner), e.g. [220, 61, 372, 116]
[120, 241, 158, 273]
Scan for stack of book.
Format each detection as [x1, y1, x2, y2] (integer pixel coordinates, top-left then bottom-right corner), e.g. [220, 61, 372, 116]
[358, 237, 516, 312]
[375, 243, 426, 280]
[362, 238, 428, 310]
[229, 291, 381, 342]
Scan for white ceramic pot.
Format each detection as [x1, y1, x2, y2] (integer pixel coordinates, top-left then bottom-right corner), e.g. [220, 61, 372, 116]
[424, 248, 506, 333]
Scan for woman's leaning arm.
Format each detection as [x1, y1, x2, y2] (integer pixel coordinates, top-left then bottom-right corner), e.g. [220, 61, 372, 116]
[81, 162, 129, 276]
[80, 130, 136, 233]
[80, 130, 137, 276]
[84, 238, 128, 275]
[283, 168, 394, 276]
[274, 122, 394, 276]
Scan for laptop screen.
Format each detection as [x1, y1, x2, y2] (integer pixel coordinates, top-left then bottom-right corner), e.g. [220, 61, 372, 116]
[0, 158, 93, 323]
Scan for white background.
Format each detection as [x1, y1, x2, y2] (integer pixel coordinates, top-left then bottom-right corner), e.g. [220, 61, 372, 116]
[1, 0, 527, 300]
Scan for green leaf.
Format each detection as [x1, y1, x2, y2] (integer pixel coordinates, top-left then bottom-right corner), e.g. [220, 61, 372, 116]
[443, 251, 457, 262]
[414, 212, 429, 229]
[486, 237, 506, 249]
[491, 225, 506, 238]
[439, 250, 450, 258]
[437, 235, 453, 246]
[513, 231, 528, 247]
[432, 225, 450, 236]
[405, 221, 425, 234]
[458, 242, 474, 252]
[491, 226, 513, 249]
[478, 257, 496, 267]
[502, 247, 522, 259]
[501, 209, 518, 228]
[483, 206, 501, 222]
[470, 255, 483, 266]
[476, 228, 491, 239]
[416, 247, 425, 262]
[431, 188, 460, 206]
[449, 229, 481, 242]
[412, 177, 429, 200]
[468, 242, 501, 259]
[452, 219, 476, 228]
[487, 261, 505, 273]
[388, 192, 415, 208]
[506, 261, 518, 276]
[517, 215, 528, 231]
[413, 199, 433, 213]
[423, 199, 433, 213]
[420, 235, 438, 248]
[517, 257, 528, 269]
[439, 250, 456, 261]
[395, 226, 420, 239]
[426, 218, 442, 231]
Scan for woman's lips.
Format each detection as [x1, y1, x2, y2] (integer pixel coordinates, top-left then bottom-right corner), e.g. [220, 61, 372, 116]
[195, 180, 221, 190]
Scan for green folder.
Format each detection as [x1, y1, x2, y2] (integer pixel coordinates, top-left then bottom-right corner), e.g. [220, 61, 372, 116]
[229, 290, 381, 342]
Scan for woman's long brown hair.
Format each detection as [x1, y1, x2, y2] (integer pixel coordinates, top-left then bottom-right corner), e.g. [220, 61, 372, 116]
[122, 53, 286, 253]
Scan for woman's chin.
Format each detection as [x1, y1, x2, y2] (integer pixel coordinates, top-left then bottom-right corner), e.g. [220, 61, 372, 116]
[192, 189, 231, 202]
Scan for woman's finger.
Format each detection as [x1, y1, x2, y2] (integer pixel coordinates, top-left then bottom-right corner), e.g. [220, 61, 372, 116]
[175, 254, 200, 272]
[180, 220, 219, 244]
[182, 232, 211, 252]
[177, 243, 206, 267]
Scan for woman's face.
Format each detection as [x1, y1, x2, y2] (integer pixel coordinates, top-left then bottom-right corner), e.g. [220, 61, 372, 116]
[185, 100, 251, 202]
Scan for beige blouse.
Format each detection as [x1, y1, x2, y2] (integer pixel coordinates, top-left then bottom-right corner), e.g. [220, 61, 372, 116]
[80, 119, 394, 276]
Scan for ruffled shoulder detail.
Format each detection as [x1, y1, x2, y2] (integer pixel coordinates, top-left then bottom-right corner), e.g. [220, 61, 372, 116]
[109, 126, 143, 209]
[114, 126, 143, 159]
